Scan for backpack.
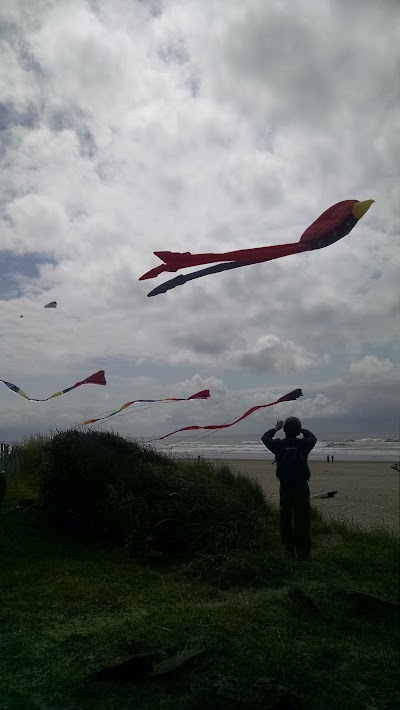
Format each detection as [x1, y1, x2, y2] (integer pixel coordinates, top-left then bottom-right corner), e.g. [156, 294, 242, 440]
[276, 446, 308, 487]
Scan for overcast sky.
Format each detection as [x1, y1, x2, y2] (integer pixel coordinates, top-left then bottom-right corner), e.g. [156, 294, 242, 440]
[1, 0, 399, 443]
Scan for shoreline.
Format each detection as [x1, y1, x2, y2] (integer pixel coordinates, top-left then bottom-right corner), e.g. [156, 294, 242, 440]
[199, 452, 400, 466]
[209, 458, 399, 533]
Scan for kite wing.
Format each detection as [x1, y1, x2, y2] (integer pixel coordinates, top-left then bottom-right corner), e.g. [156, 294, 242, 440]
[1, 370, 106, 402]
[158, 388, 303, 440]
[44, 301, 57, 308]
[140, 199, 374, 295]
[81, 389, 210, 426]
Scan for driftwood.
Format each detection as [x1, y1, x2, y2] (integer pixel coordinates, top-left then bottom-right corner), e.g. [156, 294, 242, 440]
[311, 490, 338, 499]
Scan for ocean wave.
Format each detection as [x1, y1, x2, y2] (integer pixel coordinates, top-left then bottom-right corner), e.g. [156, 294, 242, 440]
[154, 432, 399, 461]
[354, 438, 399, 444]
[324, 438, 399, 448]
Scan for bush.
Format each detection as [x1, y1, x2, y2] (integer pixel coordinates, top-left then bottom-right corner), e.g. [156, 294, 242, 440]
[121, 459, 273, 556]
[17, 434, 50, 477]
[39, 429, 272, 557]
[0, 435, 49, 507]
[39, 429, 170, 537]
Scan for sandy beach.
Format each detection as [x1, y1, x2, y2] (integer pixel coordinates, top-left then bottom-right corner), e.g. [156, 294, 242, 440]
[212, 459, 399, 533]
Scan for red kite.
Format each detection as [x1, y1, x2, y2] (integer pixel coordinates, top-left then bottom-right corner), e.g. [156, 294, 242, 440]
[140, 199, 374, 296]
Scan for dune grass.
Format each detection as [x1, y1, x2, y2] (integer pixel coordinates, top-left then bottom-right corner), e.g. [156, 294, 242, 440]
[0, 434, 398, 710]
[37, 429, 273, 558]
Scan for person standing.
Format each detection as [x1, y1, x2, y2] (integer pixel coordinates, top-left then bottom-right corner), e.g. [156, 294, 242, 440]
[327, 455, 329, 463]
[261, 417, 317, 560]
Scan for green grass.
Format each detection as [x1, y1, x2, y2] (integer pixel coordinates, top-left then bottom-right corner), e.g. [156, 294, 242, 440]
[0, 438, 399, 710]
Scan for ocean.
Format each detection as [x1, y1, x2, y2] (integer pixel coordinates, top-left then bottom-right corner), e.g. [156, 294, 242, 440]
[152, 433, 400, 462]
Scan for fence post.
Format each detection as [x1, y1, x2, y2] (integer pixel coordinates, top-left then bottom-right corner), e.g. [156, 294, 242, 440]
[0, 443, 10, 459]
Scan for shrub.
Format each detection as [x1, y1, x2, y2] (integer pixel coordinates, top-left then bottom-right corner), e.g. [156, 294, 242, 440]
[39, 429, 170, 537]
[0, 435, 49, 507]
[39, 429, 272, 557]
[17, 434, 50, 477]
[120, 459, 273, 556]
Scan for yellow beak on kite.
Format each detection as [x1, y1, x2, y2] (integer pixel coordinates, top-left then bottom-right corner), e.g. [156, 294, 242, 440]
[352, 199, 374, 221]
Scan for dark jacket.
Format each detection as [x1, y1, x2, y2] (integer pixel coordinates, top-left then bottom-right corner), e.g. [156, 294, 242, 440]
[261, 428, 317, 479]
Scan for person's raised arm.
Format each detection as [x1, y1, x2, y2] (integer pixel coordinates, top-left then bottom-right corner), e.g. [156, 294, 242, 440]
[261, 420, 284, 455]
[300, 428, 317, 453]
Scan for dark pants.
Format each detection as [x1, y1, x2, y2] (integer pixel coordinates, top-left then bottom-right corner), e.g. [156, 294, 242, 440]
[279, 481, 311, 558]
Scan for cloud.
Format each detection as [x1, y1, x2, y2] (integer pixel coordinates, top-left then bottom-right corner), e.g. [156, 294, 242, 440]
[0, 0, 399, 440]
[349, 355, 394, 378]
[232, 335, 319, 373]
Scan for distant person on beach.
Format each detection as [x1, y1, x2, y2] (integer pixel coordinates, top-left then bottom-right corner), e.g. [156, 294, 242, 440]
[327, 455, 329, 463]
[331, 455, 334, 463]
[261, 417, 317, 560]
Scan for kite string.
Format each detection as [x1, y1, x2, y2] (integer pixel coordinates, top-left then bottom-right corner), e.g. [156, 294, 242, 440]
[80, 390, 210, 427]
[82, 400, 163, 426]
[82, 401, 165, 430]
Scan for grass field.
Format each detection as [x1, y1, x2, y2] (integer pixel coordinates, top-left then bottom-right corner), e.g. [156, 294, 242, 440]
[0, 441, 399, 710]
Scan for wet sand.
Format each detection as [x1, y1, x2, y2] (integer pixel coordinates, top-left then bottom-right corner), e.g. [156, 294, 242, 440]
[212, 459, 399, 533]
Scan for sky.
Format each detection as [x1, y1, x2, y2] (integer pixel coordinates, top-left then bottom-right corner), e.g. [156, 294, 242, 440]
[0, 0, 399, 443]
